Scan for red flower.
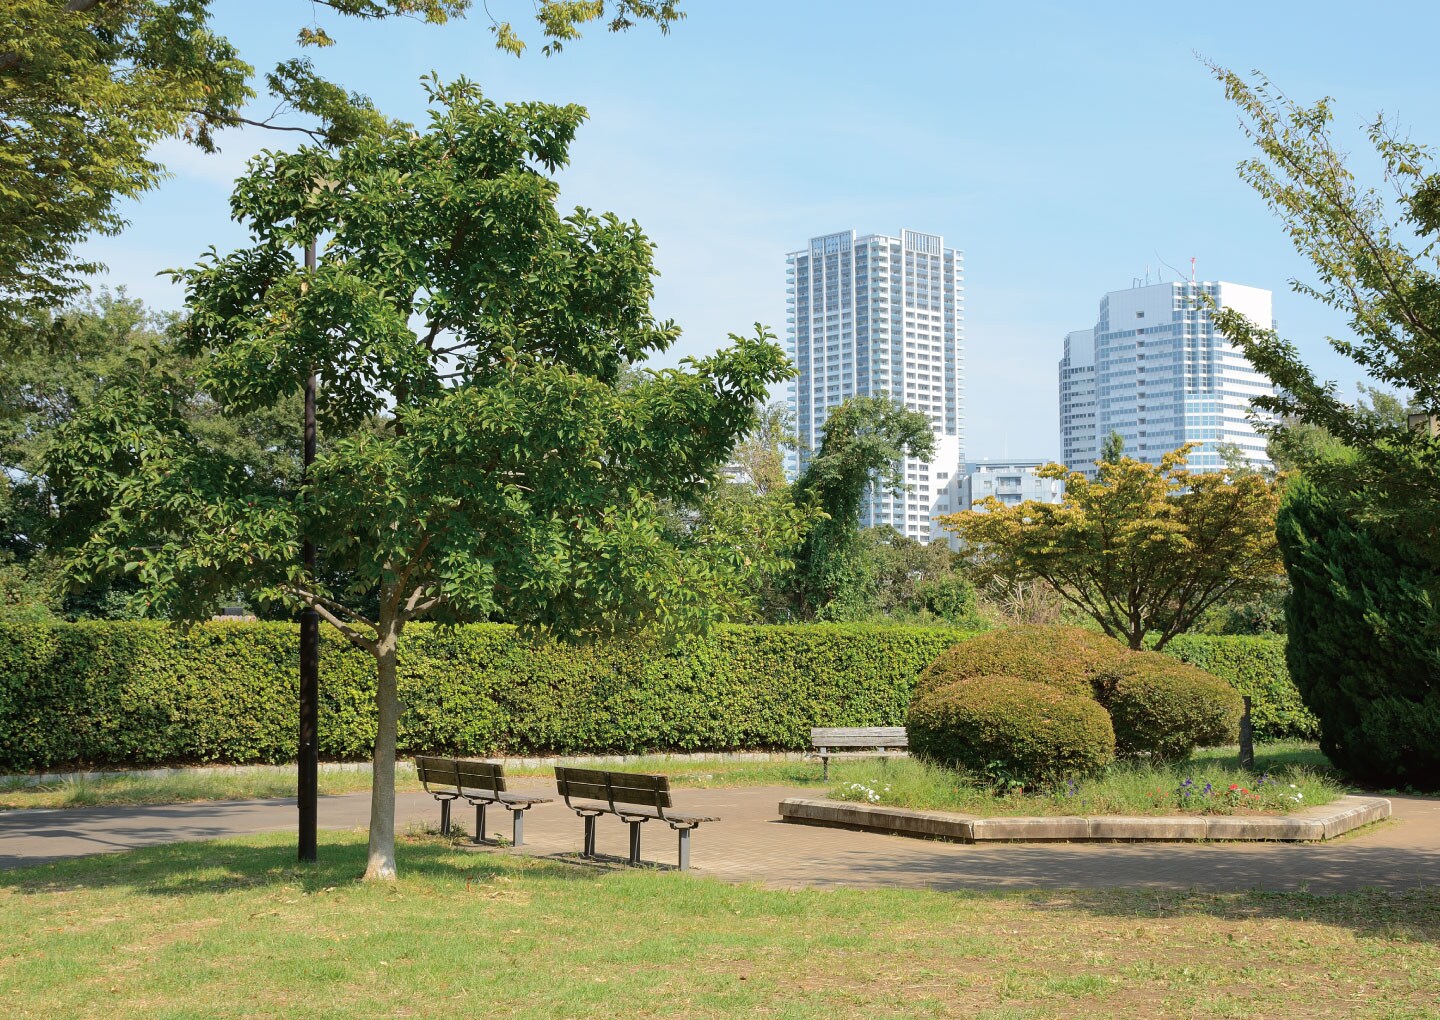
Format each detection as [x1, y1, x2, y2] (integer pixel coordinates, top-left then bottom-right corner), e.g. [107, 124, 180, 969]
[1228, 784, 1238, 791]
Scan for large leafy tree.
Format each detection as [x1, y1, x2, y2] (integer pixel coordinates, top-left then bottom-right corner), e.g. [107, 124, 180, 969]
[1, 0, 682, 327]
[943, 448, 1283, 649]
[789, 396, 936, 619]
[1, 290, 300, 619]
[1209, 68, 1440, 556]
[49, 79, 791, 880]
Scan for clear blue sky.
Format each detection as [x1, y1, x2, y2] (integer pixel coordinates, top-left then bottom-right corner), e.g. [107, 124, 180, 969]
[83, 0, 1440, 458]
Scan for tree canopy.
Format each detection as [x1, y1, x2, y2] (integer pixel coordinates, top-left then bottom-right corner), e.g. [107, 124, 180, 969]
[789, 396, 936, 619]
[942, 448, 1283, 649]
[1209, 67, 1440, 555]
[1, 0, 682, 329]
[48, 78, 789, 879]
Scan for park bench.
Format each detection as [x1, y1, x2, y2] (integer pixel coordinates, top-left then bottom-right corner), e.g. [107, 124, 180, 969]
[414, 756, 551, 847]
[810, 726, 909, 780]
[553, 766, 718, 871]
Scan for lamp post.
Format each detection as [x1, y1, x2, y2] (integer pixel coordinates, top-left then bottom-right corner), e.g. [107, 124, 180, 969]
[298, 238, 319, 863]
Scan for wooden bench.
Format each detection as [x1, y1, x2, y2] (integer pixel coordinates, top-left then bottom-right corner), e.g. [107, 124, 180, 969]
[810, 726, 909, 779]
[553, 766, 717, 871]
[415, 756, 551, 847]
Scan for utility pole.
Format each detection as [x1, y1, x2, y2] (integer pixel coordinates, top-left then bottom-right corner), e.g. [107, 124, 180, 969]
[298, 238, 320, 863]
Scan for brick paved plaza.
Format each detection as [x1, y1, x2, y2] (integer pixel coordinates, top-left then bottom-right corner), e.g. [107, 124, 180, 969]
[4, 783, 1439, 893]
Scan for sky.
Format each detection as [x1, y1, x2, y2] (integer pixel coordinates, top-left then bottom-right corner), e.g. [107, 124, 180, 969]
[81, 0, 1440, 459]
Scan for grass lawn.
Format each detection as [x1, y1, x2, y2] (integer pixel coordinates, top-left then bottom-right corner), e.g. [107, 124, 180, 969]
[0, 742, 1348, 814]
[1, 829, 1437, 1019]
[826, 743, 1348, 817]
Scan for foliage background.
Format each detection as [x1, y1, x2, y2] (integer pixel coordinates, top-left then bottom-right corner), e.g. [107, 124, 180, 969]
[0, 621, 1314, 771]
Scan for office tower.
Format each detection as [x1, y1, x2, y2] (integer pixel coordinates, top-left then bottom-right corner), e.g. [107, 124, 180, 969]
[785, 229, 964, 542]
[1058, 328, 1097, 477]
[1059, 280, 1276, 475]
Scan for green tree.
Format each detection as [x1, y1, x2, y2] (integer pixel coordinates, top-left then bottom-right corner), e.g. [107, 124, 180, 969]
[943, 447, 1284, 649]
[48, 79, 790, 880]
[789, 397, 936, 619]
[727, 402, 794, 497]
[1278, 476, 1440, 784]
[2, 1, 681, 327]
[1099, 430, 1125, 465]
[1209, 67, 1440, 556]
[0, 290, 302, 618]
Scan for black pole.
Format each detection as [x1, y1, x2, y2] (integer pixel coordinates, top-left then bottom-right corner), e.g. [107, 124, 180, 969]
[298, 239, 320, 863]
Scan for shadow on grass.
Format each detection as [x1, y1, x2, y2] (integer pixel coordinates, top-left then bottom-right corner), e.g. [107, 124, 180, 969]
[1019, 885, 1440, 947]
[0, 829, 600, 898]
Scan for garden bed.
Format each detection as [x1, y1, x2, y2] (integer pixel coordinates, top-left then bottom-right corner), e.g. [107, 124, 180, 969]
[779, 794, 1391, 843]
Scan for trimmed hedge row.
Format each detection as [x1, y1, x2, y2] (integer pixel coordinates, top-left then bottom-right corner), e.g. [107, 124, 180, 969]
[0, 621, 1316, 771]
[0, 621, 966, 771]
[1162, 635, 1319, 741]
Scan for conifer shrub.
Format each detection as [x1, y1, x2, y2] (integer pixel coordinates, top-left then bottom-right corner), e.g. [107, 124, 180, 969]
[1278, 478, 1440, 785]
[1102, 652, 1244, 761]
[908, 676, 1116, 783]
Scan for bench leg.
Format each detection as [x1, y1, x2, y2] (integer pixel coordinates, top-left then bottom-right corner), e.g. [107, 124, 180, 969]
[473, 802, 487, 845]
[582, 814, 597, 858]
[822, 755, 830, 782]
[440, 798, 451, 837]
[677, 827, 691, 872]
[512, 808, 525, 848]
[628, 820, 643, 866]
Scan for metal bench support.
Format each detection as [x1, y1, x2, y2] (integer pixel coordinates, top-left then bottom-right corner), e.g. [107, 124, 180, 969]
[439, 798, 452, 836]
[582, 814, 597, 857]
[677, 827, 691, 871]
[473, 802, 487, 845]
[628, 820, 644, 866]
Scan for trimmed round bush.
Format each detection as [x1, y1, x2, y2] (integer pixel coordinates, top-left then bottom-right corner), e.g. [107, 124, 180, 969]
[1105, 652, 1243, 761]
[913, 626, 1131, 700]
[908, 675, 1116, 783]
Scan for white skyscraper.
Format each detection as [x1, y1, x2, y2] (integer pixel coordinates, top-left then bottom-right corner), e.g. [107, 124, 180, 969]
[1059, 280, 1276, 475]
[785, 229, 964, 542]
[1058, 328, 1097, 477]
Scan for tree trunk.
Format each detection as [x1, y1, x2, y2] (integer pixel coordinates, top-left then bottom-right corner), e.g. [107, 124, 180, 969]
[363, 612, 402, 881]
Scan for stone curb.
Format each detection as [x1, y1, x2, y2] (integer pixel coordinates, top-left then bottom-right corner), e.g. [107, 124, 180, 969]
[0, 751, 808, 789]
[778, 794, 1391, 843]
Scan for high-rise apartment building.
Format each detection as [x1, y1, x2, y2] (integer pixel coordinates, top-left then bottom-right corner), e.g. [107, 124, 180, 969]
[785, 229, 964, 542]
[1058, 280, 1275, 475]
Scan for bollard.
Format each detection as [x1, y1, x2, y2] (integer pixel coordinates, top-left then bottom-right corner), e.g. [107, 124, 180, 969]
[1239, 695, 1255, 771]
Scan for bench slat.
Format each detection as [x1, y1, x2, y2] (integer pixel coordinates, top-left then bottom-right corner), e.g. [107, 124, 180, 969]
[810, 727, 908, 748]
[555, 766, 674, 810]
[456, 760, 505, 794]
[416, 756, 461, 791]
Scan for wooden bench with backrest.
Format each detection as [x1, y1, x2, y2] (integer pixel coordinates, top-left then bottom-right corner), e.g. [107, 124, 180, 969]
[415, 756, 551, 847]
[553, 766, 717, 871]
[810, 726, 909, 779]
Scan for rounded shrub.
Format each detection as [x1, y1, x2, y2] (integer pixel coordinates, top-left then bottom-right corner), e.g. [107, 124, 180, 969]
[908, 675, 1116, 783]
[1105, 652, 1243, 761]
[913, 625, 1131, 700]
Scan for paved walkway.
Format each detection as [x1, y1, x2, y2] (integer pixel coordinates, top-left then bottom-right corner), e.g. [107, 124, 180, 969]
[3, 785, 1438, 893]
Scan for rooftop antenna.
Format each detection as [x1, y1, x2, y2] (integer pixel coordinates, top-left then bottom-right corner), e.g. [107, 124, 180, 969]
[1155, 250, 1188, 284]
[1190, 256, 1197, 282]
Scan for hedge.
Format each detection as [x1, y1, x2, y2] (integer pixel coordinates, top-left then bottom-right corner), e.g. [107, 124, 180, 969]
[0, 621, 1316, 772]
[0, 621, 968, 771]
[909, 676, 1116, 783]
[914, 626, 1130, 700]
[1161, 635, 1319, 741]
[1104, 652, 1243, 760]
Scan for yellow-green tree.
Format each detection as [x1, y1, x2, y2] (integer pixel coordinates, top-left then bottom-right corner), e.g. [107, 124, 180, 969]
[941, 448, 1283, 649]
